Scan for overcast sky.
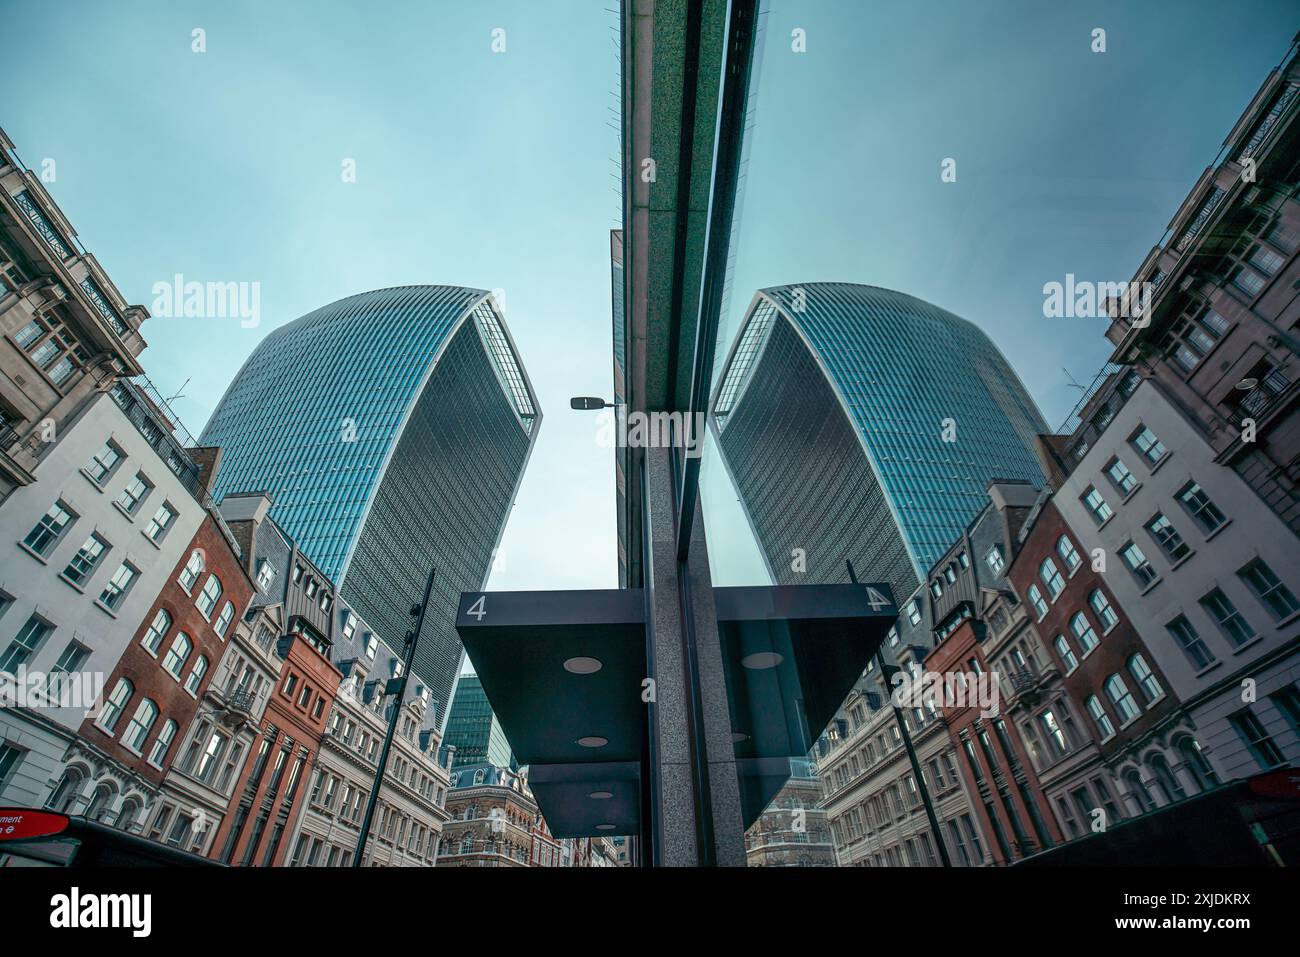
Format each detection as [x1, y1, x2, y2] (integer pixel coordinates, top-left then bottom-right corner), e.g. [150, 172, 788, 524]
[2, 0, 1294, 601]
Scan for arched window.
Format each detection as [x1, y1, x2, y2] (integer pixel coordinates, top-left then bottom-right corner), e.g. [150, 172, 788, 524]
[459, 834, 473, 854]
[1105, 674, 1141, 724]
[185, 655, 209, 695]
[1039, 558, 1065, 599]
[115, 799, 141, 832]
[1178, 737, 1219, 792]
[196, 575, 223, 619]
[1089, 589, 1119, 631]
[214, 601, 235, 638]
[98, 677, 134, 731]
[1127, 654, 1163, 704]
[123, 698, 158, 752]
[1056, 535, 1082, 573]
[1070, 612, 1099, 655]
[141, 608, 171, 654]
[1124, 770, 1155, 814]
[178, 550, 205, 592]
[149, 719, 178, 767]
[162, 633, 193, 679]
[1148, 754, 1185, 804]
[85, 784, 113, 821]
[1054, 635, 1077, 673]
[1027, 585, 1048, 620]
[45, 768, 84, 812]
[473, 769, 485, 785]
[1085, 695, 1115, 741]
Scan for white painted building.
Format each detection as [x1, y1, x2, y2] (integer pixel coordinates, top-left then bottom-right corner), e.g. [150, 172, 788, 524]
[1056, 372, 1300, 785]
[0, 381, 209, 808]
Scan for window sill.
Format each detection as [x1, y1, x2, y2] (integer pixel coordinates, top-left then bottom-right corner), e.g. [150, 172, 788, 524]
[1121, 484, 1143, 504]
[79, 468, 111, 492]
[1097, 514, 1115, 531]
[58, 573, 87, 594]
[112, 501, 140, 523]
[1101, 620, 1119, 637]
[1139, 577, 1163, 596]
[123, 743, 144, 758]
[1272, 609, 1300, 630]
[1149, 452, 1172, 475]
[1193, 660, 1222, 679]
[1118, 715, 1141, 731]
[1231, 635, 1264, 656]
[93, 599, 119, 619]
[1203, 520, 1232, 543]
[1169, 551, 1196, 572]
[17, 541, 51, 565]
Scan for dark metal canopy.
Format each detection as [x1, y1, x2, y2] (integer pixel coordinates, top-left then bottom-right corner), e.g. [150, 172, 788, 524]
[456, 582, 895, 839]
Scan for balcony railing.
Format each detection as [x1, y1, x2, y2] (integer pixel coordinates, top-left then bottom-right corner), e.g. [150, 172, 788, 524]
[0, 422, 19, 453]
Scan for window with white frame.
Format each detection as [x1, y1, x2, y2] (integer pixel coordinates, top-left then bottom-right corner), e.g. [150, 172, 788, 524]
[0, 615, 53, 674]
[149, 719, 178, 767]
[145, 502, 177, 544]
[1104, 674, 1141, 725]
[122, 698, 158, 752]
[141, 608, 171, 654]
[1056, 535, 1081, 574]
[117, 473, 153, 515]
[214, 601, 235, 638]
[1089, 589, 1119, 631]
[1082, 486, 1112, 525]
[1176, 481, 1227, 533]
[177, 550, 204, 591]
[1104, 457, 1137, 495]
[23, 501, 76, 557]
[185, 655, 209, 695]
[985, 544, 1005, 574]
[98, 562, 138, 611]
[1027, 584, 1048, 620]
[1129, 426, 1166, 466]
[1198, 588, 1255, 647]
[97, 677, 134, 732]
[162, 632, 193, 679]
[62, 534, 109, 586]
[1127, 653, 1163, 703]
[1086, 695, 1115, 740]
[85, 440, 124, 485]
[1120, 542, 1158, 588]
[195, 574, 222, 619]
[1040, 558, 1065, 599]
[1054, 635, 1077, 673]
[1069, 611, 1099, 655]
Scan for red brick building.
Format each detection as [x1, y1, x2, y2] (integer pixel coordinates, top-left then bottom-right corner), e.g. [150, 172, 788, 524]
[926, 614, 1063, 864]
[208, 619, 341, 866]
[80, 512, 255, 796]
[1007, 497, 1186, 825]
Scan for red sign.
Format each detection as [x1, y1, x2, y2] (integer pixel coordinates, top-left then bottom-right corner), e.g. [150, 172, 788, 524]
[0, 808, 70, 840]
[1247, 769, 1300, 801]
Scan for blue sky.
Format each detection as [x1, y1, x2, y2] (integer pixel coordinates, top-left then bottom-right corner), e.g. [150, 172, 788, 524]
[2, 1, 1295, 595]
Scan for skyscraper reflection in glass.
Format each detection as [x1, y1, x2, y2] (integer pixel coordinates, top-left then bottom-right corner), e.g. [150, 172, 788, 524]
[711, 283, 1045, 598]
[200, 286, 541, 724]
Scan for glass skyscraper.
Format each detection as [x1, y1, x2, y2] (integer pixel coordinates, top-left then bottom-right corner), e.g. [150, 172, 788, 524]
[200, 286, 540, 724]
[443, 673, 515, 771]
[711, 282, 1046, 597]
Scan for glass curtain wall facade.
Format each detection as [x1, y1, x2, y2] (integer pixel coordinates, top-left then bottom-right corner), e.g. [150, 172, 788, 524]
[444, 673, 515, 771]
[200, 286, 540, 724]
[711, 283, 1046, 598]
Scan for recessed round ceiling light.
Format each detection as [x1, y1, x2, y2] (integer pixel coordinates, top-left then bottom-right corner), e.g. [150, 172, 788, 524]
[731, 732, 749, 743]
[741, 651, 783, 670]
[564, 656, 603, 674]
[589, 790, 614, 800]
[596, 823, 615, 831]
[576, 735, 608, 748]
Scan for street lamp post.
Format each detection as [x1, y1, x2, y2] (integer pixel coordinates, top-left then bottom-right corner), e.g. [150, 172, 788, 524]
[846, 560, 952, 867]
[351, 566, 437, 868]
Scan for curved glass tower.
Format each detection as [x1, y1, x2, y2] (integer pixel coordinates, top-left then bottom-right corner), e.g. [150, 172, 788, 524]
[201, 286, 540, 723]
[711, 283, 1045, 598]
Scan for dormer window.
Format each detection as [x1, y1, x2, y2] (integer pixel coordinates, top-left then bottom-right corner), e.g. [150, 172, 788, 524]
[256, 560, 275, 591]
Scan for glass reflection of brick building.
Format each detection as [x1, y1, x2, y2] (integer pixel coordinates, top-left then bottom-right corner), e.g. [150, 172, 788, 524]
[711, 282, 1047, 598]
[200, 286, 541, 726]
